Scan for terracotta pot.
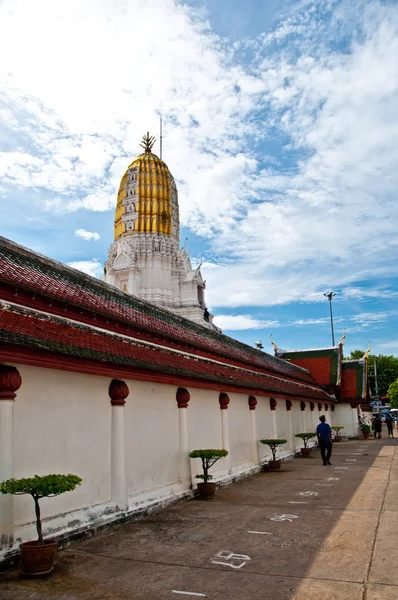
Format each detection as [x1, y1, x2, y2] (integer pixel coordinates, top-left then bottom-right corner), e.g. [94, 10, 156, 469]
[20, 540, 57, 576]
[268, 460, 281, 471]
[300, 447, 312, 457]
[363, 432, 370, 440]
[196, 482, 216, 499]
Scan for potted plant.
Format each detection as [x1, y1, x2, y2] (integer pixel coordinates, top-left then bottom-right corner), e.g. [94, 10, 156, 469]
[331, 426, 344, 442]
[360, 423, 371, 440]
[0, 474, 82, 576]
[259, 439, 287, 471]
[189, 449, 228, 499]
[295, 433, 317, 457]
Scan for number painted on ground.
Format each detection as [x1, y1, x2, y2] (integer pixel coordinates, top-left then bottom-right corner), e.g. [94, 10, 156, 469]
[211, 551, 251, 570]
[270, 514, 298, 522]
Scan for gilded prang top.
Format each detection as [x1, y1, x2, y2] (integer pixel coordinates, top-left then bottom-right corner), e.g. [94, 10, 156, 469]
[114, 133, 179, 241]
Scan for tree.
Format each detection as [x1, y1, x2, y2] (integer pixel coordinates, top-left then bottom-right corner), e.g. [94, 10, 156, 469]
[345, 350, 398, 397]
[387, 379, 398, 409]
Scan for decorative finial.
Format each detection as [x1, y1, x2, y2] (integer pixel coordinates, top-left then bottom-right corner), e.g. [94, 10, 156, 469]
[140, 132, 156, 153]
[364, 343, 371, 359]
[270, 334, 278, 353]
[339, 328, 346, 346]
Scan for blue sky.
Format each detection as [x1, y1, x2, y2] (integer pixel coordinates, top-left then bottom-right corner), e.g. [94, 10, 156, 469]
[1, 0, 398, 356]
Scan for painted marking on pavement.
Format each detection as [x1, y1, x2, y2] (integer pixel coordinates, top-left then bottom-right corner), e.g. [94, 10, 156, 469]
[346, 459, 357, 462]
[289, 501, 307, 504]
[211, 551, 251, 570]
[315, 483, 331, 486]
[300, 491, 318, 496]
[327, 477, 339, 481]
[248, 531, 272, 535]
[271, 514, 298, 522]
[172, 592, 206, 597]
[335, 467, 348, 470]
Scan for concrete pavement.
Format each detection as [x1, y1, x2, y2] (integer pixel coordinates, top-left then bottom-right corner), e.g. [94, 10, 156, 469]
[1, 438, 397, 599]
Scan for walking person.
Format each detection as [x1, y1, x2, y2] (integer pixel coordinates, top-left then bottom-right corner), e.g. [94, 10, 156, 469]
[316, 415, 333, 466]
[385, 413, 394, 439]
[374, 414, 382, 439]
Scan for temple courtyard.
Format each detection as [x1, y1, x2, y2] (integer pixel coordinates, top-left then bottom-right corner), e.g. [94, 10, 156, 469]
[1, 438, 397, 600]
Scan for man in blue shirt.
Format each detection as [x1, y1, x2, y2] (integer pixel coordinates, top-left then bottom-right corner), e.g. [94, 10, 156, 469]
[316, 415, 333, 466]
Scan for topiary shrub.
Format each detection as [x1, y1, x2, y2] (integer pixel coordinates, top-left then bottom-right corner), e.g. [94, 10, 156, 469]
[189, 449, 228, 483]
[259, 439, 287, 461]
[295, 432, 317, 448]
[0, 474, 82, 544]
[331, 426, 344, 441]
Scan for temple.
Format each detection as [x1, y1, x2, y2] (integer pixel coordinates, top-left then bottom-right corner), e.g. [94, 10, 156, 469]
[0, 134, 372, 566]
[104, 133, 219, 330]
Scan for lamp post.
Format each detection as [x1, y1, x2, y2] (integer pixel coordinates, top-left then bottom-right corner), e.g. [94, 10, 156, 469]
[324, 292, 336, 346]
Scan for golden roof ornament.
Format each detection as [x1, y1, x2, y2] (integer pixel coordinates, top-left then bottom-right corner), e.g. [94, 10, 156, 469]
[270, 334, 279, 353]
[339, 329, 346, 346]
[364, 343, 371, 359]
[140, 132, 156, 153]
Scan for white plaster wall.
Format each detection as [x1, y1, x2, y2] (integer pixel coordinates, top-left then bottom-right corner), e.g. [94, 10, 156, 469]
[124, 381, 179, 494]
[188, 389, 224, 478]
[291, 404, 303, 451]
[13, 365, 111, 525]
[256, 396, 274, 462]
[228, 393, 252, 466]
[333, 404, 358, 438]
[276, 404, 292, 457]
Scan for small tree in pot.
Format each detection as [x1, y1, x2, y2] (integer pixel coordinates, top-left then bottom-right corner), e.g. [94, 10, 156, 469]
[360, 423, 371, 440]
[189, 449, 228, 499]
[295, 433, 317, 457]
[331, 426, 344, 442]
[259, 439, 287, 470]
[0, 474, 82, 576]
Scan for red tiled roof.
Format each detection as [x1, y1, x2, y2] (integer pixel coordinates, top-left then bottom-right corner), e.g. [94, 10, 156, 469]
[0, 236, 316, 385]
[0, 301, 333, 402]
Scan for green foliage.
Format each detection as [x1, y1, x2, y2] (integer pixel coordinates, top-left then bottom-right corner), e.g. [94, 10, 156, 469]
[387, 379, 398, 409]
[189, 449, 228, 484]
[259, 439, 287, 461]
[346, 351, 398, 397]
[0, 474, 82, 544]
[360, 424, 371, 433]
[0, 474, 82, 498]
[295, 433, 317, 448]
[189, 449, 228, 460]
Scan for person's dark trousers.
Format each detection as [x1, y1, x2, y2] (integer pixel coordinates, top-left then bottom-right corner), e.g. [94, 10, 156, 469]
[320, 442, 332, 465]
[387, 423, 393, 437]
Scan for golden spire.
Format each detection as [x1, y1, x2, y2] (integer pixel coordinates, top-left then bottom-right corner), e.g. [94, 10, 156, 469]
[339, 328, 346, 346]
[140, 132, 156, 153]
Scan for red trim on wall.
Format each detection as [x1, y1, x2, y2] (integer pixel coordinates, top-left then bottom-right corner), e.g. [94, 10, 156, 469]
[176, 387, 190, 408]
[300, 401, 306, 411]
[286, 400, 292, 411]
[219, 392, 230, 409]
[248, 395, 257, 410]
[0, 364, 22, 400]
[270, 398, 277, 411]
[0, 346, 336, 405]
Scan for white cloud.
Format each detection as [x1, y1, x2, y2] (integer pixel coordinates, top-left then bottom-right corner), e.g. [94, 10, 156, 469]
[213, 314, 280, 330]
[67, 259, 103, 278]
[75, 229, 100, 241]
[0, 0, 398, 310]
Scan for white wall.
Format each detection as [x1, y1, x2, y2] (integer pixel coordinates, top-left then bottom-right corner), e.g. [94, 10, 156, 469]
[124, 381, 180, 495]
[228, 393, 252, 467]
[13, 365, 111, 526]
[256, 396, 274, 462]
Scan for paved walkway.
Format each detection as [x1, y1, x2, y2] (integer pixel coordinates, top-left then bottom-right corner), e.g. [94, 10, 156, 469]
[1, 438, 398, 599]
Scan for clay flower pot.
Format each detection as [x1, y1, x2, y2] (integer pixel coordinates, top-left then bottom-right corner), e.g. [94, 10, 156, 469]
[197, 482, 216, 499]
[300, 447, 312, 457]
[268, 460, 281, 471]
[20, 540, 58, 576]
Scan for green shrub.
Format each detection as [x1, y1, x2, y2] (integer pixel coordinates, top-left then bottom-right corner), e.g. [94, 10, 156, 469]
[189, 449, 228, 483]
[295, 432, 317, 448]
[360, 424, 371, 433]
[259, 439, 287, 461]
[0, 474, 82, 544]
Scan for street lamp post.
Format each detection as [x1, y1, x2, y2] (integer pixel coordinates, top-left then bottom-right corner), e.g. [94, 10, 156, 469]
[324, 292, 336, 346]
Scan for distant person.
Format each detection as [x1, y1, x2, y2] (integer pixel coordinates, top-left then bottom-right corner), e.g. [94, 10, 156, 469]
[373, 414, 382, 439]
[316, 415, 333, 466]
[203, 308, 210, 322]
[385, 413, 394, 439]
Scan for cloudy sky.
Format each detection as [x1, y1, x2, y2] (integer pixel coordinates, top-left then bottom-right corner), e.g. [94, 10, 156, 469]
[1, 0, 398, 356]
